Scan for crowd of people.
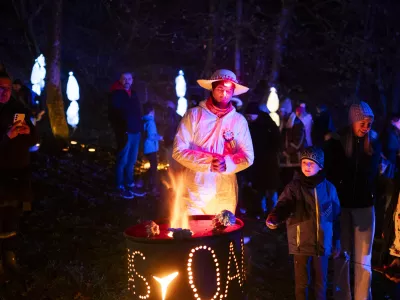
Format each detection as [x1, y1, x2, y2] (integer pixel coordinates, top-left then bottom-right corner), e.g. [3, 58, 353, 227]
[2, 65, 400, 300]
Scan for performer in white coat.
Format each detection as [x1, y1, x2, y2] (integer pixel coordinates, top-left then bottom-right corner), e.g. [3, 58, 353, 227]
[173, 69, 254, 215]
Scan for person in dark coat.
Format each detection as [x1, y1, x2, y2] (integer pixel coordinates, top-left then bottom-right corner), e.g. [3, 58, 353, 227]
[267, 147, 341, 300]
[279, 98, 306, 186]
[242, 102, 281, 217]
[108, 72, 145, 199]
[324, 101, 381, 300]
[0, 72, 38, 281]
[312, 104, 335, 147]
[163, 101, 182, 173]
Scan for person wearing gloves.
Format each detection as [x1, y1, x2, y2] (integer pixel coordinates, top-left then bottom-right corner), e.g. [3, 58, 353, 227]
[173, 69, 254, 215]
[324, 101, 381, 300]
[266, 147, 341, 300]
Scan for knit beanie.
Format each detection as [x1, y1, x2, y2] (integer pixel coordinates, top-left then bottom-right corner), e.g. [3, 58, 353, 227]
[300, 146, 324, 167]
[349, 101, 374, 124]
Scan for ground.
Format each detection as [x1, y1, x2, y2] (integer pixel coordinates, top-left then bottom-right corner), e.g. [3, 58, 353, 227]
[0, 144, 395, 300]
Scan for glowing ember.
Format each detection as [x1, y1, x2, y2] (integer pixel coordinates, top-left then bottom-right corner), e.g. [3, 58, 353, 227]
[153, 272, 178, 300]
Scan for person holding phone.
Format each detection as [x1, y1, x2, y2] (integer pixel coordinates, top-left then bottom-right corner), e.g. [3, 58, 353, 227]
[0, 72, 38, 282]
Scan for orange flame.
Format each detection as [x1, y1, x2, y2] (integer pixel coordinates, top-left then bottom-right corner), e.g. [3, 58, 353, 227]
[163, 172, 190, 230]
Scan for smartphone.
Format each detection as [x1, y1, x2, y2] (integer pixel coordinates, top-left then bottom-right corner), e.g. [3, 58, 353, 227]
[13, 113, 25, 124]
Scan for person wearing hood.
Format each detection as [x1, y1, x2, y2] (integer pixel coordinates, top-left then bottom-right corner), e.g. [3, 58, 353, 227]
[108, 72, 145, 199]
[172, 69, 254, 215]
[324, 101, 381, 300]
[142, 102, 163, 195]
[279, 98, 306, 186]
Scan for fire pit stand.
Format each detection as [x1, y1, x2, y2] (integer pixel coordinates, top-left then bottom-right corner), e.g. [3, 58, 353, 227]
[124, 215, 246, 300]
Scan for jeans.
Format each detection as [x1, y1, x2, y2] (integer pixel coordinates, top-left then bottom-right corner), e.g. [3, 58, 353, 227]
[333, 206, 375, 300]
[115, 132, 141, 188]
[294, 255, 329, 300]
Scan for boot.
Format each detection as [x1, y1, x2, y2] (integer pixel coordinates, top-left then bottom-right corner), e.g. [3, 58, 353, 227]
[3, 251, 20, 275]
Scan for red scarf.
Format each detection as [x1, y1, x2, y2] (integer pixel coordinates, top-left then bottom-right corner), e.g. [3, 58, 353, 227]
[205, 97, 234, 118]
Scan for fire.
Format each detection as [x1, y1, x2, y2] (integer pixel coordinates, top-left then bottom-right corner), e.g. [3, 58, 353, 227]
[153, 272, 179, 300]
[163, 172, 190, 230]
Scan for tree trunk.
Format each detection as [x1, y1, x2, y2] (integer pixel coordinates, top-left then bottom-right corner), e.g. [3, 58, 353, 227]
[201, 0, 216, 80]
[266, 0, 294, 101]
[234, 0, 242, 81]
[46, 0, 69, 142]
[270, 0, 293, 85]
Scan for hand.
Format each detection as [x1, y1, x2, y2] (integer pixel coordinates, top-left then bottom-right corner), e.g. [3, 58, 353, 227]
[332, 240, 341, 259]
[384, 258, 400, 283]
[211, 155, 226, 173]
[18, 121, 30, 135]
[7, 121, 22, 139]
[266, 215, 278, 229]
[36, 110, 45, 121]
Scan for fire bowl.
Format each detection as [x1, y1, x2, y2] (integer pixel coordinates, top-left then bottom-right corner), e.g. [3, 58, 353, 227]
[124, 215, 246, 300]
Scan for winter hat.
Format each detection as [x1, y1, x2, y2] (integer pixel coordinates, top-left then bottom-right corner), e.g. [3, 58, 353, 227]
[197, 69, 249, 96]
[300, 146, 324, 168]
[280, 98, 292, 114]
[349, 101, 374, 124]
[245, 102, 259, 115]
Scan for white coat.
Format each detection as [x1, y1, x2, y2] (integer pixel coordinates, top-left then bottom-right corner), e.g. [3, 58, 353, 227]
[172, 100, 254, 215]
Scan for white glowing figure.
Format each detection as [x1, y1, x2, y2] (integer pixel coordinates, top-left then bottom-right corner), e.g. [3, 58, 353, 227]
[32, 83, 41, 96]
[66, 72, 80, 128]
[153, 272, 179, 300]
[270, 112, 280, 127]
[66, 72, 80, 101]
[66, 100, 79, 128]
[266, 87, 280, 126]
[30, 54, 46, 94]
[175, 70, 187, 117]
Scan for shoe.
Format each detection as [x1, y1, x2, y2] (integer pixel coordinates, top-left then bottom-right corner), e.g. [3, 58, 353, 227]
[3, 251, 20, 274]
[129, 186, 146, 197]
[119, 188, 134, 199]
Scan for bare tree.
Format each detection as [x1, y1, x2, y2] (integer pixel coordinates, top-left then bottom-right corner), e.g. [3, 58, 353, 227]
[46, 0, 69, 142]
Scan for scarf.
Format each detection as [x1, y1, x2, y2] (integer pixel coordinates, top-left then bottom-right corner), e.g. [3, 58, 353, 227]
[205, 97, 234, 118]
[299, 171, 325, 189]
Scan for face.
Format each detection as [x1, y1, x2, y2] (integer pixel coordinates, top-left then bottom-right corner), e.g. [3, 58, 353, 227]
[392, 119, 400, 130]
[301, 159, 322, 177]
[0, 77, 12, 104]
[245, 114, 258, 122]
[12, 83, 22, 92]
[211, 81, 235, 104]
[120, 73, 133, 90]
[352, 117, 373, 137]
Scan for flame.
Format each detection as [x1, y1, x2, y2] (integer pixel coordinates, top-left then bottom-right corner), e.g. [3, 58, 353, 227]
[153, 272, 179, 300]
[163, 172, 190, 230]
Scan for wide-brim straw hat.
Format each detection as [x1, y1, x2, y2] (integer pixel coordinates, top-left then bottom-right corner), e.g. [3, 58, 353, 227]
[197, 69, 249, 96]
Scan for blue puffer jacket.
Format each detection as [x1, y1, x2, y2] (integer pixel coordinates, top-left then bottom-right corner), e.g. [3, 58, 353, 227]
[269, 172, 341, 256]
[143, 114, 160, 155]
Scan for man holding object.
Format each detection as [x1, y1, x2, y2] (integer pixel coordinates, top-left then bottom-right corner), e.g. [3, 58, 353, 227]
[0, 72, 38, 282]
[173, 69, 254, 215]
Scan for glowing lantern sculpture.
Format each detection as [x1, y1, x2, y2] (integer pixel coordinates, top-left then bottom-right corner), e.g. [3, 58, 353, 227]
[66, 72, 80, 128]
[30, 54, 46, 96]
[175, 70, 187, 117]
[267, 87, 280, 126]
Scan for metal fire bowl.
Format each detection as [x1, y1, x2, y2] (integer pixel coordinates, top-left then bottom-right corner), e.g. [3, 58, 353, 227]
[124, 215, 246, 300]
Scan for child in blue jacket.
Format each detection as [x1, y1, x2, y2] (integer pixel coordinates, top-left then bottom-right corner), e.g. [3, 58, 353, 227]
[266, 147, 341, 300]
[142, 103, 163, 194]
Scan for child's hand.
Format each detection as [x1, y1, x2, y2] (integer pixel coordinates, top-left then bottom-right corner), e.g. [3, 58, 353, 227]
[332, 240, 341, 259]
[266, 215, 278, 229]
